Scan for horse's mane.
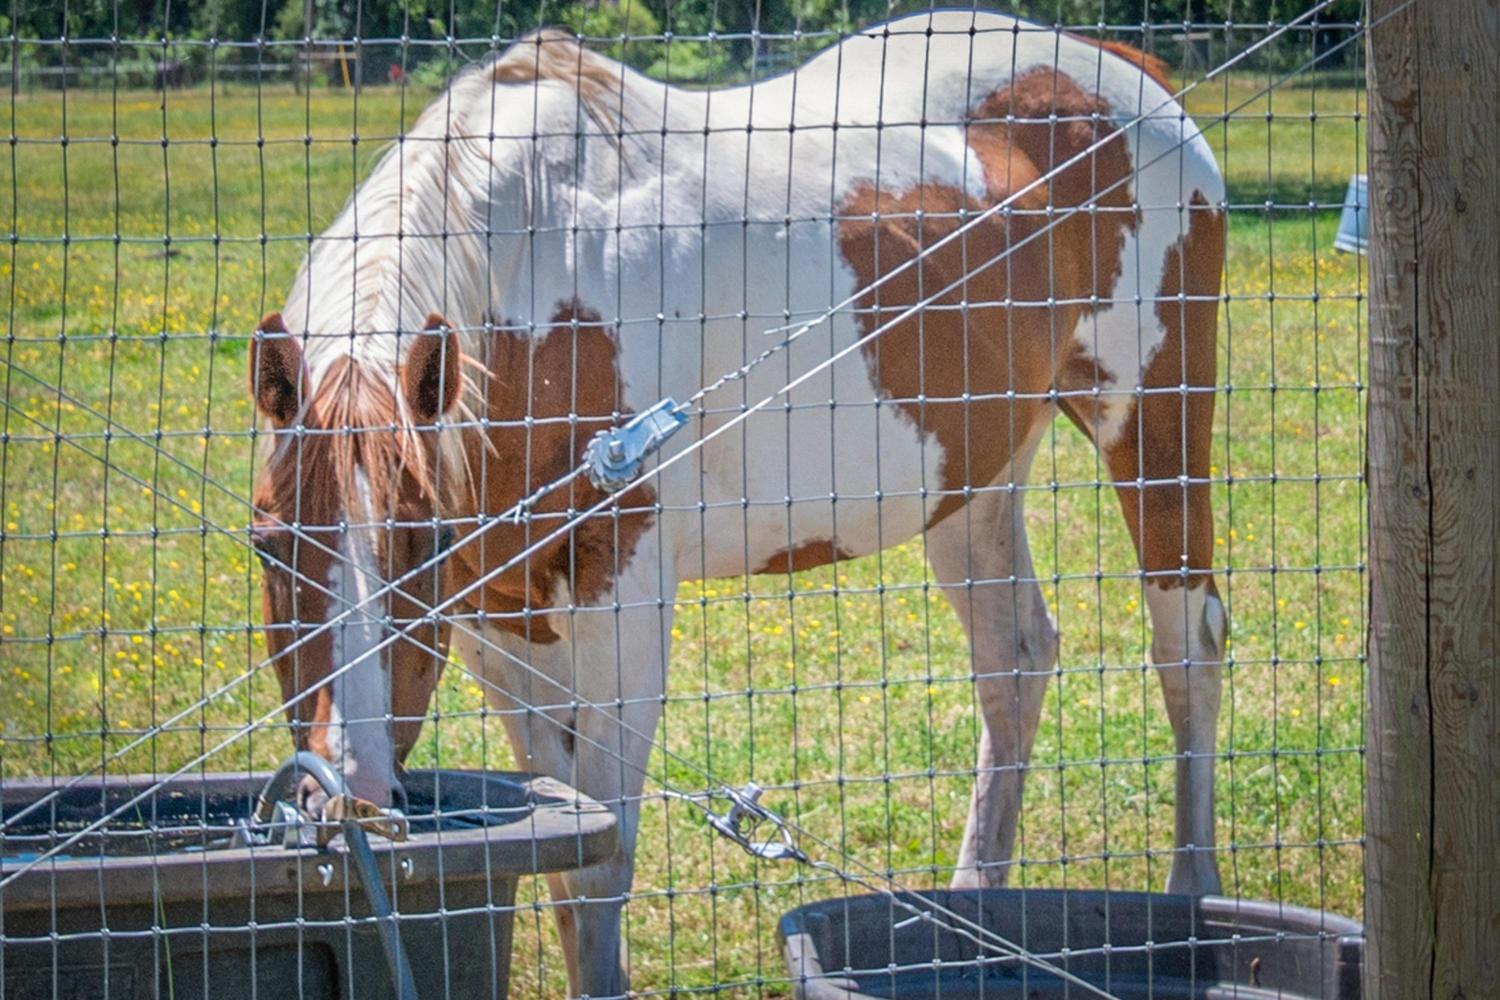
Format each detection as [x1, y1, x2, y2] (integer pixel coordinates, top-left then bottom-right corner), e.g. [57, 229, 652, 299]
[266, 355, 465, 524]
[271, 32, 636, 523]
[488, 28, 629, 134]
[287, 28, 632, 366]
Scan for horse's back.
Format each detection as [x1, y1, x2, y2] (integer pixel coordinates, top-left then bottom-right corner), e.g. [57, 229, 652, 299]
[698, 11, 1219, 208]
[471, 14, 1224, 581]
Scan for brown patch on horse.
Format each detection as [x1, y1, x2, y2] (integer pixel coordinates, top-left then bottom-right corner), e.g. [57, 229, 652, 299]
[1070, 36, 1174, 92]
[449, 302, 656, 642]
[753, 539, 855, 576]
[969, 67, 1139, 313]
[838, 180, 1056, 527]
[1099, 191, 1224, 590]
[835, 69, 1136, 526]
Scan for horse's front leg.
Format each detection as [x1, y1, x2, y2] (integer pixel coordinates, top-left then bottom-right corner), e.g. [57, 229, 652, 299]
[450, 554, 675, 998]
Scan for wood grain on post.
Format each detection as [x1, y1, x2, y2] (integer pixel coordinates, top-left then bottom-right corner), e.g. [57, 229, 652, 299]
[1365, 0, 1499, 996]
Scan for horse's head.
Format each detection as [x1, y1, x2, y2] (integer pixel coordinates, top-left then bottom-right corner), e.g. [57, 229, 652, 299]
[248, 312, 464, 810]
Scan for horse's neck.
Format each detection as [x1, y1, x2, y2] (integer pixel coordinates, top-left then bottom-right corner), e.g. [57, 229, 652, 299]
[291, 58, 737, 382]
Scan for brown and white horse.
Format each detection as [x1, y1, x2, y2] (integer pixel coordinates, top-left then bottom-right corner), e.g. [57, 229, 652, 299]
[250, 11, 1226, 997]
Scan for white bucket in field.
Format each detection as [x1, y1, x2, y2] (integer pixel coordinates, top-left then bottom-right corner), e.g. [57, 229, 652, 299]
[1334, 173, 1368, 254]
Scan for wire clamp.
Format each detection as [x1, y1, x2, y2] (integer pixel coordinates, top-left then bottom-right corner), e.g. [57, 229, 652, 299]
[684, 782, 807, 864]
[317, 795, 411, 848]
[584, 398, 688, 492]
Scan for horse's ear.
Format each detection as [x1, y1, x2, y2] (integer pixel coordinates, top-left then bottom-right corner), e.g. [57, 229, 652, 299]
[403, 314, 463, 423]
[249, 313, 304, 426]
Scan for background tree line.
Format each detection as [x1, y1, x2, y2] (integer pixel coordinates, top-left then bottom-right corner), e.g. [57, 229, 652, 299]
[4, 0, 1363, 85]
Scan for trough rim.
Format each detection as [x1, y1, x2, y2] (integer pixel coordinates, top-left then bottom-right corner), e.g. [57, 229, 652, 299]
[778, 887, 1364, 1000]
[0, 768, 616, 912]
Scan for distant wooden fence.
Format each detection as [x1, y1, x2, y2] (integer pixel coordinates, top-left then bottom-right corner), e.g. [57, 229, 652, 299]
[13, 50, 377, 91]
[13, 62, 300, 90]
[1366, 0, 1499, 995]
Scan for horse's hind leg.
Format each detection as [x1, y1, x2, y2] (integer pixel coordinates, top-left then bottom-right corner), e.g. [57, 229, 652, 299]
[928, 443, 1057, 890]
[1140, 559, 1225, 896]
[1083, 202, 1227, 895]
[1102, 430, 1225, 895]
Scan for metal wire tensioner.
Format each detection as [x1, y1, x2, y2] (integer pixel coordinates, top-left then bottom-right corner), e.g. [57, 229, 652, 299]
[583, 397, 690, 492]
[666, 783, 808, 864]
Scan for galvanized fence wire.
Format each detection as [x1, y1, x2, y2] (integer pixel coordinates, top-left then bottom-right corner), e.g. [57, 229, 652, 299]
[11, 0, 1364, 912]
[1, 0, 1356, 864]
[13, 14, 1352, 856]
[0, 3, 1372, 997]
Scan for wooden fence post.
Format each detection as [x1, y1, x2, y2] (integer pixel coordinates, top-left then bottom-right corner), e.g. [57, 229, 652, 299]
[1365, 0, 1499, 996]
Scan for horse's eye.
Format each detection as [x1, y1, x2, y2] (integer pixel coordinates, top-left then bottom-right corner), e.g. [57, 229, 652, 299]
[437, 525, 455, 553]
[250, 526, 278, 570]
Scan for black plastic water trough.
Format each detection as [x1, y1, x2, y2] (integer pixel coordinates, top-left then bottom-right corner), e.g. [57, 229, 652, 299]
[0, 769, 616, 1000]
[781, 889, 1362, 999]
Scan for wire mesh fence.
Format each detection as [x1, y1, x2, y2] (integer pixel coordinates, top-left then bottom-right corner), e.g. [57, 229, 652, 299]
[1, 2, 1370, 997]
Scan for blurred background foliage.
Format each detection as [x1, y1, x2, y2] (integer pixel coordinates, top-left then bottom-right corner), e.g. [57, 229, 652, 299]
[4, 0, 1364, 87]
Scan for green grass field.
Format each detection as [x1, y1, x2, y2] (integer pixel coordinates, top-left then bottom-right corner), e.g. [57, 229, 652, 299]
[0, 69, 1366, 997]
